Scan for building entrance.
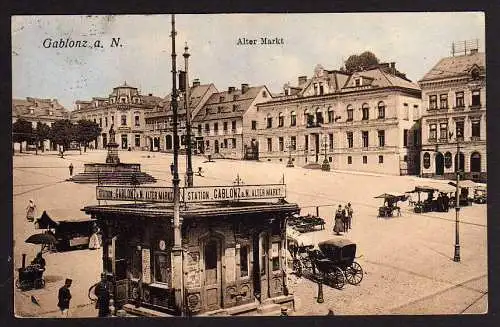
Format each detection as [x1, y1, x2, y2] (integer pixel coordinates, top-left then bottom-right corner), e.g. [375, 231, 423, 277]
[435, 152, 444, 175]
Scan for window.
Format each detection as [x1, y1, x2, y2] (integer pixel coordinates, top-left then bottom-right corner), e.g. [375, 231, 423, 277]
[232, 120, 236, 131]
[278, 113, 284, 127]
[219, 96, 225, 102]
[471, 90, 481, 106]
[404, 155, 408, 162]
[214, 123, 219, 132]
[154, 252, 171, 284]
[135, 135, 140, 147]
[121, 115, 127, 126]
[206, 140, 210, 147]
[456, 91, 465, 108]
[304, 135, 309, 151]
[205, 123, 210, 132]
[413, 130, 419, 145]
[440, 94, 448, 109]
[403, 129, 408, 147]
[305, 110, 314, 127]
[362, 104, 369, 120]
[222, 122, 227, 132]
[290, 111, 296, 126]
[423, 152, 431, 169]
[290, 136, 296, 150]
[279, 137, 284, 151]
[403, 103, 409, 120]
[429, 95, 437, 110]
[378, 101, 385, 119]
[105, 117, 108, 127]
[223, 139, 228, 148]
[240, 245, 249, 277]
[232, 104, 238, 112]
[271, 242, 281, 271]
[130, 248, 142, 280]
[378, 130, 385, 147]
[111, 116, 114, 124]
[313, 83, 318, 95]
[471, 120, 480, 139]
[363, 156, 367, 164]
[347, 132, 353, 148]
[181, 135, 186, 146]
[134, 115, 140, 127]
[197, 124, 202, 134]
[251, 120, 257, 130]
[262, 90, 268, 97]
[347, 105, 354, 121]
[439, 123, 448, 140]
[266, 115, 273, 128]
[328, 109, 334, 123]
[347, 156, 352, 164]
[455, 121, 464, 139]
[329, 133, 334, 150]
[267, 138, 272, 152]
[444, 152, 452, 168]
[316, 108, 324, 124]
[99, 118, 102, 127]
[429, 124, 437, 140]
[319, 83, 324, 95]
[355, 78, 361, 86]
[362, 131, 369, 148]
[378, 155, 383, 163]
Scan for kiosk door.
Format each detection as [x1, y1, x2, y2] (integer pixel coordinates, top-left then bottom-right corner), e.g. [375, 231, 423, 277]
[111, 236, 128, 307]
[257, 233, 270, 301]
[204, 239, 222, 311]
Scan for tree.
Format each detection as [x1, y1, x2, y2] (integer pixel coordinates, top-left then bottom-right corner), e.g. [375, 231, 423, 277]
[13, 118, 33, 153]
[75, 119, 101, 152]
[35, 122, 51, 153]
[49, 119, 75, 155]
[344, 51, 380, 73]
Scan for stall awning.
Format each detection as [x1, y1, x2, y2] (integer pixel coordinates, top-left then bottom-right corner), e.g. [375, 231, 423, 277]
[448, 180, 478, 189]
[37, 209, 92, 229]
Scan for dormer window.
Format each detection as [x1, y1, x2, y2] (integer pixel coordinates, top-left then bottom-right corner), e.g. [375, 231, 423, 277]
[29, 108, 34, 115]
[262, 90, 267, 98]
[219, 96, 225, 103]
[471, 68, 480, 80]
[355, 78, 361, 87]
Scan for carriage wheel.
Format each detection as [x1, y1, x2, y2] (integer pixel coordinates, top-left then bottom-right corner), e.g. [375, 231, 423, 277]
[34, 279, 46, 289]
[326, 267, 345, 290]
[345, 261, 363, 285]
[293, 259, 303, 277]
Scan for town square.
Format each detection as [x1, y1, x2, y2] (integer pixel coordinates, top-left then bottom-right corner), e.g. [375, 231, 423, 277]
[11, 13, 487, 318]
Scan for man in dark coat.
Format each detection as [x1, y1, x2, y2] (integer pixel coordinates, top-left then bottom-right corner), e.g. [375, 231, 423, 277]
[95, 273, 110, 317]
[58, 278, 72, 317]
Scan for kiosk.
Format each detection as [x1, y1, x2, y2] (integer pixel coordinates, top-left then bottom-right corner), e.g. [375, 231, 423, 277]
[84, 182, 299, 316]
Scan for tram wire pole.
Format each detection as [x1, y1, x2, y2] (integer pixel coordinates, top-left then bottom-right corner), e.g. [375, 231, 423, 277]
[183, 43, 193, 187]
[170, 14, 185, 315]
[454, 136, 461, 262]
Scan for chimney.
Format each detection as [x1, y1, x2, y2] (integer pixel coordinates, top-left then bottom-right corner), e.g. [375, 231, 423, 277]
[228, 86, 236, 93]
[298, 76, 307, 86]
[390, 62, 396, 74]
[193, 78, 200, 87]
[241, 83, 249, 94]
[470, 48, 478, 55]
[148, 93, 152, 96]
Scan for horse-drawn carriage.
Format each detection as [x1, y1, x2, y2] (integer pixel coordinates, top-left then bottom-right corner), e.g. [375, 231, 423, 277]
[291, 239, 363, 290]
[288, 213, 325, 233]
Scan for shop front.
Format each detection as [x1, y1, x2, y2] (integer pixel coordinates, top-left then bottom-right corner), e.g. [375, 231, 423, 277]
[84, 183, 298, 316]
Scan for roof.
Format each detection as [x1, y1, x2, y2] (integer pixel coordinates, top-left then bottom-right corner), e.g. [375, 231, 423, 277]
[318, 239, 355, 248]
[192, 85, 268, 122]
[343, 68, 420, 91]
[83, 201, 299, 219]
[151, 83, 216, 116]
[12, 97, 70, 120]
[420, 52, 485, 81]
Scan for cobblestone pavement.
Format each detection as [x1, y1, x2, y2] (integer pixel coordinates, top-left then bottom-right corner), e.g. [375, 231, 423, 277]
[12, 150, 487, 317]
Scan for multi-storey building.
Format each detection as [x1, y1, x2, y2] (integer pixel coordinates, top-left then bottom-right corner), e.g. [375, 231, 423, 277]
[419, 49, 486, 182]
[70, 83, 162, 150]
[191, 83, 273, 159]
[256, 63, 422, 175]
[144, 79, 218, 152]
[12, 97, 70, 150]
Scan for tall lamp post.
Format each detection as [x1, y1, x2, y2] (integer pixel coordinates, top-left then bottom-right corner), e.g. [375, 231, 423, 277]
[170, 14, 185, 314]
[183, 43, 193, 187]
[286, 141, 294, 167]
[449, 130, 461, 262]
[321, 134, 330, 171]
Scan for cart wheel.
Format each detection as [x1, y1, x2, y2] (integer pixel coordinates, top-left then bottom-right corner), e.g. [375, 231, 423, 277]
[293, 259, 303, 277]
[327, 267, 345, 290]
[345, 261, 363, 285]
[34, 279, 45, 289]
[20, 280, 31, 291]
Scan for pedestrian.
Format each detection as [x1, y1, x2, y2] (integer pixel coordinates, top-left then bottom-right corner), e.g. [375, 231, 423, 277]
[346, 203, 353, 229]
[333, 205, 344, 235]
[68, 163, 74, 176]
[443, 193, 450, 212]
[57, 278, 72, 317]
[95, 273, 110, 317]
[26, 199, 36, 222]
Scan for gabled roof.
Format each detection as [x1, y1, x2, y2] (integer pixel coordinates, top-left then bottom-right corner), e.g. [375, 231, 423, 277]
[420, 52, 485, 82]
[154, 83, 217, 116]
[12, 97, 69, 120]
[342, 68, 420, 91]
[192, 85, 268, 122]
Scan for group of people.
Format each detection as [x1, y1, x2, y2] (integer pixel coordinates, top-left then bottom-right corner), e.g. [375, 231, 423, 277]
[333, 203, 354, 235]
[435, 193, 451, 212]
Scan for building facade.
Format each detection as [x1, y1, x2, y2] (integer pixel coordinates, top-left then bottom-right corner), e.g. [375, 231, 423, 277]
[192, 83, 273, 160]
[256, 64, 422, 175]
[144, 79, 218, 152]
[12, 97, 70, 150]
[70, 83, 162, 150]
[418, 50, 486, 182]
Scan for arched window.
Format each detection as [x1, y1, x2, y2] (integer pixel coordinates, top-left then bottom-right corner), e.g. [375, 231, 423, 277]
[347, 105, 354, 121]
[454, 152, 465, 172]
[327, 106, 334, 123]
[470, 152, 481, 172]
[377, 101, 385, 119]
[290, 111, 297, 126]
[121, 115, 127, 126]
[266, 113, 273, 129]
[304, 109, 314, 127]
[278, 112, 284, 127]
[362, 103, 369, 120]
[423, 152, 431, 169]
[444, 152, 452, 168]
[316, 108, 323, 124]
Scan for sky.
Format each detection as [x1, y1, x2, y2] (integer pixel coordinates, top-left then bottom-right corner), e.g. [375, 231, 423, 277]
[12, 13, 485, 109]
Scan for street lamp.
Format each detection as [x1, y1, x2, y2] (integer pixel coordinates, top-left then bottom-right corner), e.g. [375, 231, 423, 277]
[449, 130, 461, 262]
[286, 141, 294, 167]
[183, 43, 194, 187]
[321, 134, 330, 171]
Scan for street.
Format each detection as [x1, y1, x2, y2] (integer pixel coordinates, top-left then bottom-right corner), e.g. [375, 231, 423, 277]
[13, 149, 487, 317]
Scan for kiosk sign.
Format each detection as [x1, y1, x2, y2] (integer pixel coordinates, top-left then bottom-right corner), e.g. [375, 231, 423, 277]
[96, 184, 286, 203]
